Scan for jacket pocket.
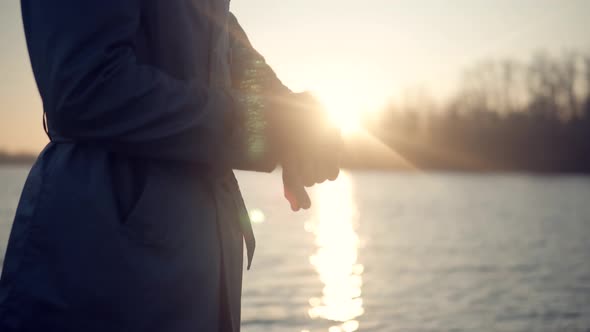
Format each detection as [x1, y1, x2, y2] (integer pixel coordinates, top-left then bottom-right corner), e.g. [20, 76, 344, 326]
[120, 166, 169, 246]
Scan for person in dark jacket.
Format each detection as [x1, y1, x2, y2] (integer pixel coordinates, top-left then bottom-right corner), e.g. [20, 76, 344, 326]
[0, 1, 341, 331]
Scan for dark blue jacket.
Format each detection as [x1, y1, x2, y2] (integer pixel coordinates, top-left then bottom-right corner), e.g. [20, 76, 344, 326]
[0, 1, 289, 331]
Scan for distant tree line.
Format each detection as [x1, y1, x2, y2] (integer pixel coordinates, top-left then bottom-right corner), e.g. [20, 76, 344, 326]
[0, 151, 36, 165]
[370, 51, 590, 173]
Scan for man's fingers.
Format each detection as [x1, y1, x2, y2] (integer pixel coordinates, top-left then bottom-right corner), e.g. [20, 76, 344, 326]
[290, 184, 311, 210]
[301, 160, 316, 187]
[284, 190, 298, 211]
[316, 144, 339, 182]
[316, 127, 342, 182]
[314, 142, 331, 184]
[327, 166, 340, 181]
[282, 156, 312, 211]
[283, 173, 311, 211]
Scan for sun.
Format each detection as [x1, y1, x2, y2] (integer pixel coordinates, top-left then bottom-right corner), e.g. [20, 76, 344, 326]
[313, 83, 383, 136]
[319, 93, 362, 135]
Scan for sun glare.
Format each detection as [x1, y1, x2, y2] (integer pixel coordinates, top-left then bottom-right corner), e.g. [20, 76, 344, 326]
[314, 83, 383, 136]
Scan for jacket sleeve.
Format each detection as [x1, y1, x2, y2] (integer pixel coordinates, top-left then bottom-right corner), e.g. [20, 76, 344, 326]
[225, 13, 295, 172]
[228, 13, 292, 97]
[21, 0, 238, 165]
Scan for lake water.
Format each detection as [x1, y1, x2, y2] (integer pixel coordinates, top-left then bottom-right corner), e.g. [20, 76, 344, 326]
[1, 166, 589, 332]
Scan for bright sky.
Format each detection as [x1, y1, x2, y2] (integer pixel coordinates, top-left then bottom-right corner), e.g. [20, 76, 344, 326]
[1, 0, 588, 153]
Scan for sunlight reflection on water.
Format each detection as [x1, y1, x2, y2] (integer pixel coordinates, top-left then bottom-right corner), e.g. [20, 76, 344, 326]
[305, 172, 364, 332]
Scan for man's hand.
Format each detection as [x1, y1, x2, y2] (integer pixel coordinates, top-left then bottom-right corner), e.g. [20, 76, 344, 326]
[272, 92, 342, 211]
[282, 154, 311, 211]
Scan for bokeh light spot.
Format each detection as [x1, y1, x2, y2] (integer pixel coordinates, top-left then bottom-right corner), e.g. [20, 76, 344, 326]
[248, 208, 266, 224]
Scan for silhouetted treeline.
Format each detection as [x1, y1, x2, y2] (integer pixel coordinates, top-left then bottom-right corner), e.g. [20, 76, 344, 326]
[371, 52, 590, 173]
[0, 150, 36, 166]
